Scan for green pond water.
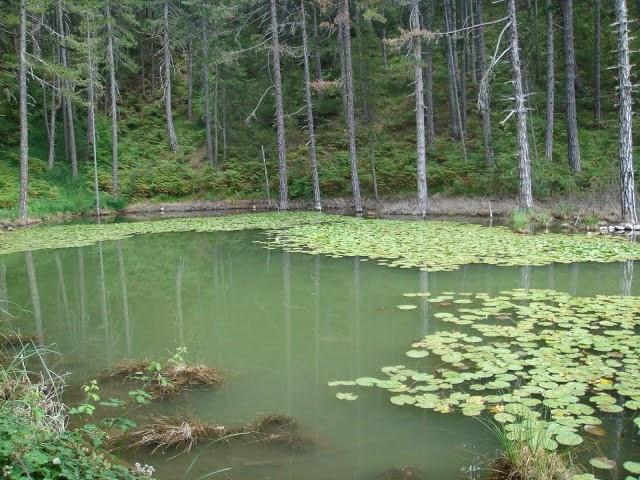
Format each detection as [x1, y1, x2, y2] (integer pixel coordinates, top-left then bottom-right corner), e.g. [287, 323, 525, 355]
[1, 221, 639, 479]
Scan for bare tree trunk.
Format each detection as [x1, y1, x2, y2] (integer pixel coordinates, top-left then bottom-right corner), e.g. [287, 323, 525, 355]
[562, 0, 581, 172]
[616, 0, 638, 224]
[423, 0, 436, 146]
[381, 27, 388, 69]
[140, 35, 146, 97]
[57, 2, 77, 177]
[48, 80, 59, 169]
[187, 35, 193, 122]
[18, 0, 29, 224]
[544, 0, 555, 160]
[87, 24, 101, 218]
[312, 5, 322, 81]
[594, 0, 602, 123]
[222, 80, 227, 162]
[353, 7, 378, 201]
[338, 0, 363, 213]
[163, 0, 178, 152]
[214, 63, 219, 165]
[301, 0, 322, 211]
[203, 22, 214, 167]
[270, 0, 288, 210]
[151, 37, 156, 96]
[411, 0, 428, 218]
[106, 2, 120, 195]
[508, 0, 534, 211]
[474, 0, 494, 165]
[444, 0, 460, 140]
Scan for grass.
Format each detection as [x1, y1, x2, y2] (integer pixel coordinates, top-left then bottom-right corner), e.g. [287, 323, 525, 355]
[483, 415, 580, 480]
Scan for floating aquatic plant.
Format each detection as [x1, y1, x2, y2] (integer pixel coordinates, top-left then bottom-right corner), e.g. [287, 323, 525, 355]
[331, 289, 640, 452]
[4, 214, 640, 273]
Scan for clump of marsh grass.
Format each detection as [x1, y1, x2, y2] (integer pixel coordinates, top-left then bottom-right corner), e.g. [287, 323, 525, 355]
[124, 413, 316, 453]
[102, 351, 224, 397]
[484, 415, 580, 480]
[1, 332, 38, 348]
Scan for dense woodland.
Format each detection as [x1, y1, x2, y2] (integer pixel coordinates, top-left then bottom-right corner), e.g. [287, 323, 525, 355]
[0, 0, 639, 223]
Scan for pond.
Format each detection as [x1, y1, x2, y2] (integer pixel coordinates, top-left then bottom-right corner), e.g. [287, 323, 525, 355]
[1, 214, 638, 479]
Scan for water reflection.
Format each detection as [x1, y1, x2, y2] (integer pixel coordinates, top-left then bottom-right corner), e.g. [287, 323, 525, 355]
[3, 231, 639, 480]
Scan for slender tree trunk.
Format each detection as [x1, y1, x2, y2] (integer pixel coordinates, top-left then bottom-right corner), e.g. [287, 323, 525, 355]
[270, 0, 288, 210]
[411, 0, 428, 217]
[202, 22, 214, 166]
[545, 0, 555, 160]
[381, 27, 388, 69]
[222, 80, 227, 162]
[423, 0, 436, 146]
[594, 0, 602, 123]
[106, 2, 120, 194]
[474, 0, 495, 165]
[87, 24, 101, 218]
[338, 0, 363, 213]
[18, 0, 29, 224]
[151, 37, 156, 96]
[214, 63, 219, 165]
[140, 35, 146, 97]
[353, 6, 378, 201]
[444, 0, 463, 143]
[163, 0, 178, 151]
[117, 241, 132, 355]
[48, 80, 59, 169]
[187, 35, 193, 122]
[508, 0, 534, 210]
[616, 0, 637, 224]
[57, 2, 77, 177]
[312, 5, 322, 81]
[301, 0, 322, 211]
[562, 0, 581, 172]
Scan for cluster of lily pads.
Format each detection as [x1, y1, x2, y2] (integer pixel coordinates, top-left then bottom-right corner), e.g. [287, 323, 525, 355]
[266, 216, 640, 271]
[330, 289, 640, 475]
[5, 213, 640, 274]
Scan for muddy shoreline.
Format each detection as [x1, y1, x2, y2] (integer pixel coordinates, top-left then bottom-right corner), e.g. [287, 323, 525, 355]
[0, 193, 621, 230]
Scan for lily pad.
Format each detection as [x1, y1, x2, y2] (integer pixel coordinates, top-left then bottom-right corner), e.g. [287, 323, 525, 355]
[590, 457, 616, 470]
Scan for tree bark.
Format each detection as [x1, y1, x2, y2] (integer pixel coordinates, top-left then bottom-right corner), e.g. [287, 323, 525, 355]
[202, 21, 214, 166]
[594, 0, 602, 123]
[338, 0, 363, 213]
[410, 0, 428, 217]
[57, 2, 77, 177]
[562, 0, 581, 172]
[47, 80, 58, 169]
[616, 0, 637, 223]
[544, 0, 555, 160]
[214, 63, 219, 165]
[187, 35, 194, 122]
[106, 2, 120, 195]
[423, 0, 436, 146]
[444, 0, 462, 140]
[270, 0, 288, 210]
[301, 0, 322, 211]
[18, 0, 28, 224]
[312, 5, 322, 81]
[474, 0, 495, 165]
[163, 0, 178, 152]
[508, 0, 534, 210]
[87, 23, 101, 218]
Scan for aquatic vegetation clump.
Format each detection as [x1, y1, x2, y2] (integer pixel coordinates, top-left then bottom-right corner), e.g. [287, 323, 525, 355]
[103, 356, 224, 397]
[331, 289, 640, 451]
[268, 217, 640, 271]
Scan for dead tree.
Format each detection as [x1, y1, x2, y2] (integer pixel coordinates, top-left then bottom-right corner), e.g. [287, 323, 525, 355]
[562, 0, 581, 172]
[423, 0, 436, 145]
[544, 0, 555, 160]
[202, 20, 214, 166]
[87, 22, 101, 217]
[338, 0, 363, 213]
[18, 0, 29, 224]
[162, 0, 178, 151]
[615, 0, 637, 223]
[106, 2, 120, 194]
[410, 0, 428, 217]
[594, 0, 602, 124]
[301, 0, 322, 211]
[57, 1, 78, 177]
[270, 0, 288, 210]
[474, 0, 495, 165]
[508, 0, 534, 210]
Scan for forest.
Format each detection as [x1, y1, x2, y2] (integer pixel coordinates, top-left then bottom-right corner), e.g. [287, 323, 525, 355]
[0, 0, 638, 226]
[2, 1, 640, 480]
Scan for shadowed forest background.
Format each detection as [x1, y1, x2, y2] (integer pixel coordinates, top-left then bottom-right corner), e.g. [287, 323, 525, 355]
[0, 0, 637, 220]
